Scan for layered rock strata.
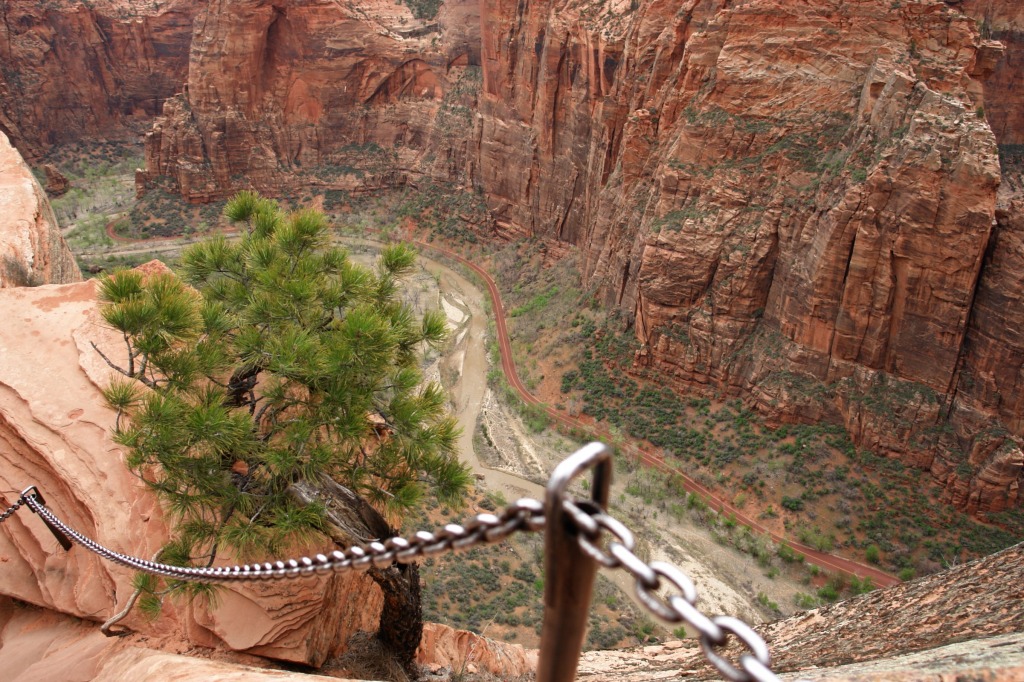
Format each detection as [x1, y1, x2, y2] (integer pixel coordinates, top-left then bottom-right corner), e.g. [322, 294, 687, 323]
[0, 272, 383, 666]
[138, 0, 481, 202]
[0, 131, 79, 287]
[135, 0, 1024, 512]
[474, 0, 1023, 513]
[962, 0, 1024, 146]
[0, 0, 197, 157]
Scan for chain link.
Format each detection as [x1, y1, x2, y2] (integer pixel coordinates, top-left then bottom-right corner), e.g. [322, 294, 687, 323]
[564, 497, 780, 682]
[0, 497, 23, 523]
[16, 491, 544, 583]
[2, 484, 781, 681]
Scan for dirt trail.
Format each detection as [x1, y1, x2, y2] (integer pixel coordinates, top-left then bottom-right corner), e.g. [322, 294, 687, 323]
[416, 251, 793, 626]
[416, 240, 898, 590]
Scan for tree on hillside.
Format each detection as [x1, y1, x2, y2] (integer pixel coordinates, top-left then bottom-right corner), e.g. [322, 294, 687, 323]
[96, 191, 471, 670]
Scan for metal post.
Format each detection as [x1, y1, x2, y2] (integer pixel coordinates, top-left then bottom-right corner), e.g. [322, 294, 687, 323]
[22, 486, 72, 551]
[536, 442, 612, 682]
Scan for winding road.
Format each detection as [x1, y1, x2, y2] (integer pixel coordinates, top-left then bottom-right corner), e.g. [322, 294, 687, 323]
[413, 241, 899, 589]
[91, 227, 898, 588]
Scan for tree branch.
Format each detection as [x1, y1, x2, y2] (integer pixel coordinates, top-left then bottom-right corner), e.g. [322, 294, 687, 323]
[90, 341, 154, 386]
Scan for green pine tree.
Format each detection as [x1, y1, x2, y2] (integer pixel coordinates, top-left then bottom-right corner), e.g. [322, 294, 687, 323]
[97, 191, 471, 669]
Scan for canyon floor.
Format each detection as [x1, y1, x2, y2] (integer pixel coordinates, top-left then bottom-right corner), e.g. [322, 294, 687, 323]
[414, 248, 807, 648]
[40, 138, 1022, 659]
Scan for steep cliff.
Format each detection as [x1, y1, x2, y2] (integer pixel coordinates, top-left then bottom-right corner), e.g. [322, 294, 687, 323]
[962, 0, 1024, 146]
[0, 0, 197, 157]
[138, 0, 481, 202]
[0, 130, 80, 286]
[133, 0, 1024, 513]
[474, 0, 1023, 513]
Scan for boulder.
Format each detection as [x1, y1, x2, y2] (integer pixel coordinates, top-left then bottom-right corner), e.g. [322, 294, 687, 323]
[42, 164, 69, 196]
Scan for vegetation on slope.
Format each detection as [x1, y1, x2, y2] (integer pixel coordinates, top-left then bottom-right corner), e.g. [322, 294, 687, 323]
[97, 193, 470, 669]
[487, 241, 1024, 580]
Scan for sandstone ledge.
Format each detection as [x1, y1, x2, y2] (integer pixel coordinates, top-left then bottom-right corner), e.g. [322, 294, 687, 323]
[0, 275, 382, 666]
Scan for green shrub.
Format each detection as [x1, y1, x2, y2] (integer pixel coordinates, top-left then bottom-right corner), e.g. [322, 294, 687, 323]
[781, 496, 804, 512]
[777, 543, 805, 563]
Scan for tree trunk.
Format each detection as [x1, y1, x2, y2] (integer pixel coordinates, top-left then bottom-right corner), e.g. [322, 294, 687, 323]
[289, 478, 423, 672]
[370, 561, 422, 671]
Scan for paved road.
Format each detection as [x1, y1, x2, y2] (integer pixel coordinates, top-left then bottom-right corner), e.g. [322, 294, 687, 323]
[96, 227, 898, 588]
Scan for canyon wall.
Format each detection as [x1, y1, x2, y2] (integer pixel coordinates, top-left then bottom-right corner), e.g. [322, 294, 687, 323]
[0, 0, 197, 157]
[138, 0, 482, 202]
[962, 0, 1024, 146]
[129, 0, 1024, 513]
[475, 0, 1024, 514]
[0, 130, 79, 286]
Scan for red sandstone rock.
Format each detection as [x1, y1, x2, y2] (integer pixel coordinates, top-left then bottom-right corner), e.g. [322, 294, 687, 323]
[0, 271, 383, 667]
[416, 622, 534, 677]
[475, 0, 1022, 513]
[0, 131, 80, 287]
[42, 164, 69, 196]
[962, 1, 1024, 145]
[0, 596, 355, 681]
[133, 0, 1024, 513]
[139, 0, 476, 202]
[0, 0, 197, 156]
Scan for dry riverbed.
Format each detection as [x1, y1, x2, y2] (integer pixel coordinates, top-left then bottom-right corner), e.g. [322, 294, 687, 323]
[416, 252, 808, 641]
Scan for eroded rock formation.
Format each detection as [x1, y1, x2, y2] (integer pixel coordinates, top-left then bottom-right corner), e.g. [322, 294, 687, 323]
[132, 0, 1024, 514]
[0, 131, 79, 286]
[0, 271, 384, 667]
[0, 0, 198, 157]
[577, 541, 1024, 680]
[472, 0, 1024, 513]
[416, 622, 534, 676]
[0, 597, 354, 682]
[41, 164, 69, 196]
[138, 0, 480, 202]
[963, 0, 1024, 146]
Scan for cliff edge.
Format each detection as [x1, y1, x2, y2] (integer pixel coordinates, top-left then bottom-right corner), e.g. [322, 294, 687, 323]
[0, 131, 80, 287]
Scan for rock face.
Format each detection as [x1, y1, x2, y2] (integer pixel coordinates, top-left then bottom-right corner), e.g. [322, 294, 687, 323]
[416, 622, 533, 676]
[472, 0, 1024, 514]
[0, 131, 80, 287]
[577, 541, 1024, 680]
[42, 164, 69, 196]
[0, 272, 383, 667]
[962, 1, 1024, 145]
[0, 597, 357, 682]
[0, 0, 198, 157]
[133, 0, 1024, 514]
[138, 0, 480, 202]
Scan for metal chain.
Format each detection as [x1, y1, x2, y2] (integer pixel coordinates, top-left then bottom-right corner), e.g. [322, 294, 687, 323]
[563, 498, 780, 682]
[11, 488, 544, 582]
[0, 496, 23, 523]
[4, 484, 780, 681]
